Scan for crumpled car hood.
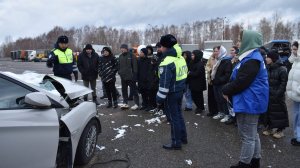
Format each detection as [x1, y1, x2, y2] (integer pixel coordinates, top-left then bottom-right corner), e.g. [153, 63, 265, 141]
[2, 72, 92, 100]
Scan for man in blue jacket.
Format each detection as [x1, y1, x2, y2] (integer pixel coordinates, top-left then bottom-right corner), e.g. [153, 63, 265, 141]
[157, 34, 188, 150]
[222, 30, 269, 168]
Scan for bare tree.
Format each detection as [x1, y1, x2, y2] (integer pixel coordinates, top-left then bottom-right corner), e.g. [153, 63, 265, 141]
[258, 17, 272, 43]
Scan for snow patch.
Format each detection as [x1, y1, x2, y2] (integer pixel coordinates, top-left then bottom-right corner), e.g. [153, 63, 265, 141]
[112, 125, 129, 140]
[147, 129, 155, 132]
[128, 115, 138, 117]
[134, 124, 142, 127]
[111, 121, 115, 124]
[145, 117, 161, 124]
[96, 145, 106, 151]
[185, 159, 192, 166]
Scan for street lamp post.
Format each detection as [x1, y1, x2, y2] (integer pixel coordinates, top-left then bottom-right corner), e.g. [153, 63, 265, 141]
[222, 17, 226, 41]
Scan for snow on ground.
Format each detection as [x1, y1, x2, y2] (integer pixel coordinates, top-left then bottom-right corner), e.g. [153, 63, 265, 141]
[147, 129, 155, 132]
[185, 159, 192, 166]
[145, 117, 161, 125]
[128, 115, 138, 117]
[112, 125, 129, 140]
[96, 145, 106, 151]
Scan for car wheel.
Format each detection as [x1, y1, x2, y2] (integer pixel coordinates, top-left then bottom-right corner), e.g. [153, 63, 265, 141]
[75, 119, 99, 165]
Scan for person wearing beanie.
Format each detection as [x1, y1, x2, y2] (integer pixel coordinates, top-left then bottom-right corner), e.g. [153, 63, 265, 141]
[137, 48, 152, 111]
[188, 50, 206, 114]
[156, 34, 188, 150]
[287, 41, 300, 146]
[261, 51, 289, 139]
[118, 43, 139, 110]
[46, 35, 77, 81]
[77, 44, 100, 105]
[98, 47, 119, 108]
[222, 30, 269, 168]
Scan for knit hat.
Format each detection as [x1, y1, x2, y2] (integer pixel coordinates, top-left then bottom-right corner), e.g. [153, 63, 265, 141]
[160, 34, 177, 48]
[102, 47, 112, 55]
[57, 35, 68, 44]
[140, 48, 148, 56]
[85, 44, 93, 50]
[156, 42, 161, 48]
[267, 51, 279, 63]
[120, 44, 128, 49]
[146, 45, 153, 55]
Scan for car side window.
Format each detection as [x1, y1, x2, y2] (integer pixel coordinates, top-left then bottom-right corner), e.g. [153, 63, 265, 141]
[0, 77, 32, 109]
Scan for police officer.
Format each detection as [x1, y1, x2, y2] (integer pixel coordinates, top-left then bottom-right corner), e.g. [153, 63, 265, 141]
[47, 35, 77, 81]
[156, 34, 188, 150]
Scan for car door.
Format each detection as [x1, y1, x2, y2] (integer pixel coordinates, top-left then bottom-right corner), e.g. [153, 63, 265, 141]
[0, 75, 59, 168]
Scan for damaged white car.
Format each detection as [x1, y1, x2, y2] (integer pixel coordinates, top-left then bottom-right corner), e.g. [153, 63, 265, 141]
[0, 72, 101, 168]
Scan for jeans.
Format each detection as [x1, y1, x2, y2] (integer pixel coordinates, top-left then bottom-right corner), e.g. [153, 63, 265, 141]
[184, 86, 193, 109]
[165, 91, 187, 146]
[293, 101, 300, 141]
[236, 113, 261, 164]
[83, 79, 97, 99]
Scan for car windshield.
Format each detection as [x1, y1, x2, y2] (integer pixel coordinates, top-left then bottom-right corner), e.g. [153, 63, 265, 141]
[3, 71, 60, 95]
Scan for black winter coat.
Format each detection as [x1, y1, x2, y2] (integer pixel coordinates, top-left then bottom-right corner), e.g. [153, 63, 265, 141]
[98, 56, 118, 83]
[137, 57, 155, 90]
[263, 61, 289, 129]
[188, 60, 207, 91]
[77, 50, 99, 81]
[212, 58, 232, 85]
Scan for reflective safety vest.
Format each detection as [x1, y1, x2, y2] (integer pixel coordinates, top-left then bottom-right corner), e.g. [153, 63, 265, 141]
[159, 56, 187, 81]
[53, 48, 73, 64]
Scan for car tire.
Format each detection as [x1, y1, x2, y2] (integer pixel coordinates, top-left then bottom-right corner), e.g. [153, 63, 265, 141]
[75, 119, 99, 165]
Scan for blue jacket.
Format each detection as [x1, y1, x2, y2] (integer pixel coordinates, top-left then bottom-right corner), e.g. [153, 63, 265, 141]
[231, 49, 269, 114]
[156, 44, 187, 104]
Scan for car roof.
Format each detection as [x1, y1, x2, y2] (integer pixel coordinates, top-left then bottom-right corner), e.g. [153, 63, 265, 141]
[270, 40, 290, 43]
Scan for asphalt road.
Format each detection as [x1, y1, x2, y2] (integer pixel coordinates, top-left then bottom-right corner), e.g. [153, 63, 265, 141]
[1, 60, 300, 168]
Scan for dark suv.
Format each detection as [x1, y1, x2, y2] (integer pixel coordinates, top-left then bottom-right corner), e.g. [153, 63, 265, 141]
[263, 40, 291, 70]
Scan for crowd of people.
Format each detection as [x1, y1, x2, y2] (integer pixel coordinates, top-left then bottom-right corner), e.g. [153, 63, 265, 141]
[47, 32, 300, 168]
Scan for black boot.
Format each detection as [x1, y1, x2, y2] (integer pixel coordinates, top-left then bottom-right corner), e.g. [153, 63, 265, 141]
[230, 162, 251, 168]
[106, 101, 112, 108]
[250, 158, 260, 168]
[113, 101, 118, 108]
[93, 97, 100, 105]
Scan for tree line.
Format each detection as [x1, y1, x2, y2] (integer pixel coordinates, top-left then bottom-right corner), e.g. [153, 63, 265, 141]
[1, 13, 299, 57]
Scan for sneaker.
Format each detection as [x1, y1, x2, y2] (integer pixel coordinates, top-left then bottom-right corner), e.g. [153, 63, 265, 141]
[130, 104, 139, 110]
[146, 106, 156, 112]
[262, 129, 276, 136]
[273, 131, 284, 139]
[225, 117, 235, 125]
[213, 112, 224, 120]
[120, 104, 129, 110]
[220, 115, 231, 123]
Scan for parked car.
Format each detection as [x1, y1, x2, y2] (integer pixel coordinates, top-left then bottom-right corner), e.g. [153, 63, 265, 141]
[0, 72, 101, 168]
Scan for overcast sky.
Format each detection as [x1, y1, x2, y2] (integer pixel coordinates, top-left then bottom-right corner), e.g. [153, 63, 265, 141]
[0, 0, 299, 44]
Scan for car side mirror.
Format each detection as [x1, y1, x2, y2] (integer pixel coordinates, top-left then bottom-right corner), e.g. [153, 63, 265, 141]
[24, 92, 51, 108]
